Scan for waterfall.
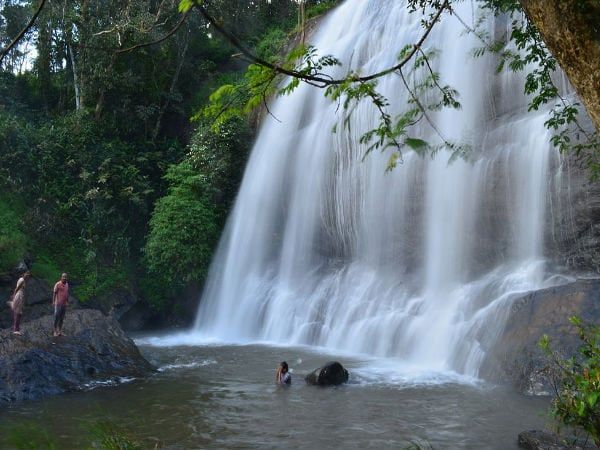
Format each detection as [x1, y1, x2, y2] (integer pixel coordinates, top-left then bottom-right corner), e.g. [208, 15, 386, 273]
[193, 0, 565, 377]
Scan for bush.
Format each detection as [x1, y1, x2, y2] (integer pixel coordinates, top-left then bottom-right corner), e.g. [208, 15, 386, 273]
[540, 316, 600, 445]
[0, 198, 27, 274]
[143, 116, 251, 309]
[144, 161, 221, 290]
[306, 0, 341, 19]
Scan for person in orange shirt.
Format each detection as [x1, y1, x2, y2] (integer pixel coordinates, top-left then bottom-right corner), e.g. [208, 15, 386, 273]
[52, 273, 69, 337]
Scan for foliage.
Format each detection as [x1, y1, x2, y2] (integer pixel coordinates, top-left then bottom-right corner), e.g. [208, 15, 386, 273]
[86, 420, 146, 450]
[0, 0, 298, 312]
[186, 116, 251, 205]
[30, 254, 62, 287]
[474, 0, 600, 178]
[1, 419, 152, 450]
[0, 107, 165, 301]
[4, 422, 58, 450]
[143, 116, 250, 306]
[306, 1, 341, 19]
[0, 197, 26, 274]
[540, 317, 600, 445]
[143, 162, 220, 294]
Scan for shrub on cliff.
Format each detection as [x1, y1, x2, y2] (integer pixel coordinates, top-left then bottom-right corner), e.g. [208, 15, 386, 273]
[541, 317, 600, 445]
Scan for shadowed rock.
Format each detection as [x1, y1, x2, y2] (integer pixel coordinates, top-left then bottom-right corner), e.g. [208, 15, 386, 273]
[0, 309, 154, 404]
[518, 430, 598, 450]
[480, 278, 600, 394]
[305, 361, 349, 386]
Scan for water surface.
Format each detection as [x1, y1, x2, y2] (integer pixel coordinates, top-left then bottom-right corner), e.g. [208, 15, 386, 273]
[0, 337, 550, 449]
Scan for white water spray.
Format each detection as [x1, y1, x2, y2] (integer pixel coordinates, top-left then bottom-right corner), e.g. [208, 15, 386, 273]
[193, 0, 565, 377]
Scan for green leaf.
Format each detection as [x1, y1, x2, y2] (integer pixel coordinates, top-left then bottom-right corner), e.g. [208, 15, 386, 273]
[178, 0, 197, 13]
[404, 137, 429, 152]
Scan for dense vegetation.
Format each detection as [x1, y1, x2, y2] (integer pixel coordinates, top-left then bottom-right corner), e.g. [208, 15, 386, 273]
[0, 0, 338, 316]
[541, 318, 600, 446]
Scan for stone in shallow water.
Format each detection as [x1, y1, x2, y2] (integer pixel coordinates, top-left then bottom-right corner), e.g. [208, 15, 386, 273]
[0, 309, 154, 404]
[305, 361, 349, 386]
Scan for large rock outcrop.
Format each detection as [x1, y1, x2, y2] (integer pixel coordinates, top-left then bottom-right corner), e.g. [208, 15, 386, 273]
[480, 278, 600, 393]
[0, 309, 154, 404]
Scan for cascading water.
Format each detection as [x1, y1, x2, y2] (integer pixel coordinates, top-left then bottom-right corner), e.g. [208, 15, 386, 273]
[193, 0, 567, 377]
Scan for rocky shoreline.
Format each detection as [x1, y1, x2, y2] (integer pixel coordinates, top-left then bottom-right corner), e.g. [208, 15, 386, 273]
[0, 309, 154, 404]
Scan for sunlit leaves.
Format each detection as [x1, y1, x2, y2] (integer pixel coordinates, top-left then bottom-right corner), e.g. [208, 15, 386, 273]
[178, 0, 200, 13]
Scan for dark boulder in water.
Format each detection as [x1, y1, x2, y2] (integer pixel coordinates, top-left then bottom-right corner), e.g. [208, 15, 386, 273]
[305, 361, 349, 386]
[0, 309, 154, 404]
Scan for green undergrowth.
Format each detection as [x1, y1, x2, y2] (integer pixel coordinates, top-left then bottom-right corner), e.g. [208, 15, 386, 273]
[30, 242, 132, 303]
[306, 0, 341, 19]
[2, 419, 155, 450]
[0, 198, 27, 275]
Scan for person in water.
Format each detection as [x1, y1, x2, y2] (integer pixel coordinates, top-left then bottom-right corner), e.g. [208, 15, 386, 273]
[276, 361, 291, 385]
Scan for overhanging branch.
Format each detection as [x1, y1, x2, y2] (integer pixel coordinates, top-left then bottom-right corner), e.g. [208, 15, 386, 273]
[0, 0, 47, 65]
[193, 0, 450, 87]
[117, 11, 190, 54]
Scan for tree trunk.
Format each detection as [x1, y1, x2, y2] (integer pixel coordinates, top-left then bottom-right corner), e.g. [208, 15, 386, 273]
[36, 16, 52, 111]
[152, 33, 190, 142]
[299, 0, 306, 45]
[519, 0, 600, 133]
[94, 54, 116, 120]
[68, 43, 83, 110]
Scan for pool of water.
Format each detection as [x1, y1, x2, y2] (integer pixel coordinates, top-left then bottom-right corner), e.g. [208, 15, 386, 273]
[0, 334, 551, 449]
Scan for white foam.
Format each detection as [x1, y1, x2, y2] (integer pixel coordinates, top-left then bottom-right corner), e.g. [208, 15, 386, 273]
[157, 360, 217, 372]
[83, 376, 136, 391]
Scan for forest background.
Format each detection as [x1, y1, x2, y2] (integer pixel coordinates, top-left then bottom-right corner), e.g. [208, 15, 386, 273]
[0, 0, 339, 324]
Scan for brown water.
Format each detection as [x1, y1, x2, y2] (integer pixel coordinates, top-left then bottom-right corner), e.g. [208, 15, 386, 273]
[0, 336, 550, 449]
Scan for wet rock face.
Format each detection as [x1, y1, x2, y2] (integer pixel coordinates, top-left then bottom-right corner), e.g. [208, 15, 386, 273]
[0, 309, 154, 404]
[305, 361, 349, 386]
[546, 154, 600, 275]
[480, 278, 600, 393]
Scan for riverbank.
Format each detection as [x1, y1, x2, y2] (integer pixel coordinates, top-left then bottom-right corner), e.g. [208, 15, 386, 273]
[0, 309, 153, 404]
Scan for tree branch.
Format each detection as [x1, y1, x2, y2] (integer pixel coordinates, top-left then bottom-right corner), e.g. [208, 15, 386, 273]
[116, 10, 190, 54]
[193, 0, 450, 87]
[0, 0, 47, 65]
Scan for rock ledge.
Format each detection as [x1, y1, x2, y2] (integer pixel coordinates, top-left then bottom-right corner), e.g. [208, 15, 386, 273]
[0, 309, 153, 404]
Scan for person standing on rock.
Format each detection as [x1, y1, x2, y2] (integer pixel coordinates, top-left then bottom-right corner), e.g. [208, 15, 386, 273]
[10, 270, 30, 335]
[52, 273, 69, 337]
